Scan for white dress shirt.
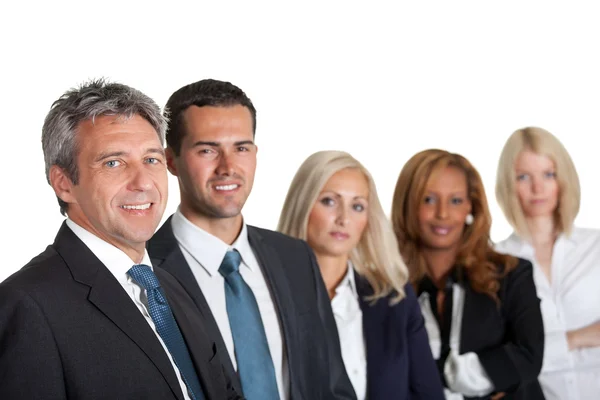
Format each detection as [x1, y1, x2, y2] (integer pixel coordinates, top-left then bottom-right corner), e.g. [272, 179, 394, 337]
[171, 209, 289, 400]
[330, 263, 367, 400]
[419, 283, 495, 399]
[66, 219, 192, 400]
[496, 227, 600, 400]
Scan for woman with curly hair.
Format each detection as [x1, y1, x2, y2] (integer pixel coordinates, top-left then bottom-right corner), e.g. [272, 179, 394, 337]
[391, 149, 544, 399]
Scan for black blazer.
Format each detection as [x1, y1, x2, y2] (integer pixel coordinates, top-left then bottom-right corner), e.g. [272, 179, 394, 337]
[417, 258, 545, 400]
[148, 216, 357, 400]
[0, 223, 240, 400]
[356, 275, 445, 400]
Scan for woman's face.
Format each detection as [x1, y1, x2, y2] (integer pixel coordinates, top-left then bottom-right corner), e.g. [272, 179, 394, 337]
[307, 168, 370, 259]
[514, 150, 559, 219]
[417, 166, 472, 252]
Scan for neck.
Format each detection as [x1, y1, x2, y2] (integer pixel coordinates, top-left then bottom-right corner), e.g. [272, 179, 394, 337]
[315, 253, 350, 300]
[422, 247, 457, 289]
[179, 205, 243, 245]
[525, 216, 557, 246]
[67, 214, 146, 264]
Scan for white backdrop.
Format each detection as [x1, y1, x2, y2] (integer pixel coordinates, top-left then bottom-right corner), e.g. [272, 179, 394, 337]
[1, 1, 599, 281]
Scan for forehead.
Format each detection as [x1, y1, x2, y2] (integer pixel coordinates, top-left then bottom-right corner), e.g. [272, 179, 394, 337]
[322, 168, 369, 195]
[77, 114, 160, 144]
[426, 165, 467, 192]
[181, 105, 253, 140]
[515, 150, 555, 170]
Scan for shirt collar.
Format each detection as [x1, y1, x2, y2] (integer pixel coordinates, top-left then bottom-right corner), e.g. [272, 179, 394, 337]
[505, 230, 577, 257]
[171, 208, 254, 277]
[334, 261, 359, 299]
[416, 266, 465, 296]
[65, 219, 153, 285]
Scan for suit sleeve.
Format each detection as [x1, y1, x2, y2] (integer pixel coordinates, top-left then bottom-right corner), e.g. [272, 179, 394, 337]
[0, 285, 66, 399]
[404, 284, 446, 400]
[303, 241, 357, 400]
[475, 260, 544, 392]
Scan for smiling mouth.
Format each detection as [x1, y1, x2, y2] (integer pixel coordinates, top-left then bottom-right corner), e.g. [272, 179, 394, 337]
[431, 226, 452, 235]
[120, 203, 152, 210]
[214, 184, 240, 191]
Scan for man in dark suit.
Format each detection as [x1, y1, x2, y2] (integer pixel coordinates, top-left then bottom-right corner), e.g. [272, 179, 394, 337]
[0, 80, 240, 400]
[148, 79, 356, 400]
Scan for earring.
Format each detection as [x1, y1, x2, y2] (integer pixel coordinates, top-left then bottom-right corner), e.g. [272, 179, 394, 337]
[465, 214, 474, 225]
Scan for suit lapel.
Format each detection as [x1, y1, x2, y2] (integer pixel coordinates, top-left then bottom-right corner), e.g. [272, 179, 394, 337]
[54, 223, 184, 400]
[247, 226, 297, 390]
[149, 217, 242, 395]
[157, 268, 226, 400]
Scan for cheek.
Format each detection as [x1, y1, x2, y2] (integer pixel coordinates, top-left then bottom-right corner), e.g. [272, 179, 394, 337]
[307, 208, 328, 243]
[515, 183, 529, 202]
[417, 206, 431, 225]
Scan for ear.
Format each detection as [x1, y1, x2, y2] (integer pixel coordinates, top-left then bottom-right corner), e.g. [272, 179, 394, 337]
[49, 165, 77, 205]
[166, 147, 178, 176]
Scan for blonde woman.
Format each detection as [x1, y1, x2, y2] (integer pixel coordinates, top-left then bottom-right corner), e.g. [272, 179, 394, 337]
[392, 149, 544, 400]
[495, 127, 600, 400]
[278, 150, 444, 400]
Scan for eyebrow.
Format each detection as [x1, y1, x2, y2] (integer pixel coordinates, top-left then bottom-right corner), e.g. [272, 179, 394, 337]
[94, 147, 165, 162]
[192, 140, 255, 148]
[320, 191, 368, 200]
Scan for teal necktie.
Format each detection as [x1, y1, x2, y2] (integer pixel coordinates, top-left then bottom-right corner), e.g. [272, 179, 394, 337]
[219, 250, 279, 399]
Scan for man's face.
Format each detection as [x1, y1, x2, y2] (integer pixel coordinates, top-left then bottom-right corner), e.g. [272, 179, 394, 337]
[168, 105, 257, 225]
[53, 114, 168, 254]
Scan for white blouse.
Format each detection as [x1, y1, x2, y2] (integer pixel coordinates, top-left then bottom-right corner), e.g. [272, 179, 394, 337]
[331, 264, 367, 400]
[496, 227, 600, 400]
[419, 283, 495, 399]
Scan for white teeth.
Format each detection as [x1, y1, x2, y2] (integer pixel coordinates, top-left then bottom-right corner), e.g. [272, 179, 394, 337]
[215, 184, 238, 191]
[121, 203, 151, 210]
[433, 227, 450, 235]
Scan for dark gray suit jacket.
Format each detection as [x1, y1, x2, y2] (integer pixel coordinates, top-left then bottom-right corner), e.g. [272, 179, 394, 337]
[0, 223, 240, 400]
[148, 216, 356, 400]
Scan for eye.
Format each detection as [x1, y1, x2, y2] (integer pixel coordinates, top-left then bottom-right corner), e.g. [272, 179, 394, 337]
[199, 148, 214, 154]
[105, 160, 121, 168]
[451, 197, 464, 205]
[423, 195, 436, 204]
[320, 197, 335, 207]
[353, 203, 366, 212]
[545, 171, 557, 179]
[516, 173, 529, 181]
[237, 146, 250, 152]
[145, 157, 161, 164]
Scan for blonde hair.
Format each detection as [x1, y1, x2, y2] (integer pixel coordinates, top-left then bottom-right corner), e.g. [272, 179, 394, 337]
[391, 149, 517, 303]
[278, 150, 409, 303]
[496, 127, 580, 237]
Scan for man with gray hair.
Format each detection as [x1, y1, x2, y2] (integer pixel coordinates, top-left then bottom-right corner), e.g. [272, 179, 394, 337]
[0, 79, 240, 400]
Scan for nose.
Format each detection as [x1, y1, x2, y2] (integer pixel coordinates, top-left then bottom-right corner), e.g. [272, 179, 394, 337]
[436, 201, 448, 220]
[532, 177, 543, 194]
[335, 205, 349, 227]
[215, 151, 235, 176]
[128, 163, 154, 192]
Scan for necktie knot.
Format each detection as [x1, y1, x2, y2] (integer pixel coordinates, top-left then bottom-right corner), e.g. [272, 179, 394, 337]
[128, 264, 161, 291]
[218, 249, 242, 279]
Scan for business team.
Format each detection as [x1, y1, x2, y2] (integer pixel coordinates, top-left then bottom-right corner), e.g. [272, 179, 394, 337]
[1, 78, 598, 400]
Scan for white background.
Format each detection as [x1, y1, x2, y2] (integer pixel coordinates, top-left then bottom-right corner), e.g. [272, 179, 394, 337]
[1, 1, 599, 281]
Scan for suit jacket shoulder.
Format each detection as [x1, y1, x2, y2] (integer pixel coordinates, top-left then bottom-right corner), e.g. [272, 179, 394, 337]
[0, 223, 239, 400]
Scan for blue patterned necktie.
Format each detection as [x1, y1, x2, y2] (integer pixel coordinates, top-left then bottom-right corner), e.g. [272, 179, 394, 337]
[128, 264, 205, 400]
[219, 249, 280, 400]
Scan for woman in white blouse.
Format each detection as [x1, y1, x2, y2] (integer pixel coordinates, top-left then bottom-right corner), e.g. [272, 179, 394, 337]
[495, 126, 600, 400]
[278, 150, 444, 400]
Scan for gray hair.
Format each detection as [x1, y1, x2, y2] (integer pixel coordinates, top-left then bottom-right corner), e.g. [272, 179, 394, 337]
[42, 78, 168, 215]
